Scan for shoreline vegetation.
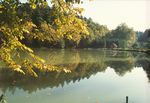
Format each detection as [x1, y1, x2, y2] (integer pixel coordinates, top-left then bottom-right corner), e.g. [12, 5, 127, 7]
[0, 0, 150, 76]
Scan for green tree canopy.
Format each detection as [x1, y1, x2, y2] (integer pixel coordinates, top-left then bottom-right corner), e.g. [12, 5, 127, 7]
[109, 23, 136, 48]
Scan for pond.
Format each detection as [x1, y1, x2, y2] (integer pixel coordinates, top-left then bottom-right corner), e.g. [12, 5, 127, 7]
[0, 49, 150, 103]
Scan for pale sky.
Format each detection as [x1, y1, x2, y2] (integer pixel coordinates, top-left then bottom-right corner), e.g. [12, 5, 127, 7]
[79, 0, 150, 31]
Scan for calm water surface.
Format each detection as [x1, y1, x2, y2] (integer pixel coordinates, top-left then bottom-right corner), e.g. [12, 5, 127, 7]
[0, 49, 150, 103]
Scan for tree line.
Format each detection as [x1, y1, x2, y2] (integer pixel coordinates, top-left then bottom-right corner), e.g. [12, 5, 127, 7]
[20, 11, 139, 49]
[20, 10, 143, 49]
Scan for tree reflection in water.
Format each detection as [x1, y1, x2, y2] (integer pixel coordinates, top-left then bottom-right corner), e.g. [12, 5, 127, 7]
[0, 49, 150, 94]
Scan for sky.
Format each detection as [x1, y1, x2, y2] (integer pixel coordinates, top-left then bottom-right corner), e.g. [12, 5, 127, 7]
[78, 0, 150, 31]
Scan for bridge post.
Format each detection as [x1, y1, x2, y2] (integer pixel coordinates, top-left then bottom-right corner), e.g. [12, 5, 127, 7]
[126, 96, 128, 103]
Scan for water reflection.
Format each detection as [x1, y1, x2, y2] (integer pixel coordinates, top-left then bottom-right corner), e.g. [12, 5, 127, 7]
[0, 49, 150, 94]
[0, 49, 150, 93]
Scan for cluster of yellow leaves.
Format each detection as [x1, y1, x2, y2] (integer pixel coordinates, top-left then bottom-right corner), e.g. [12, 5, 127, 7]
[50, 0, 89, 44]
[0, 0, 88, 77]
[0, 22, 71, 77]
[0, 5, 3, 13]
